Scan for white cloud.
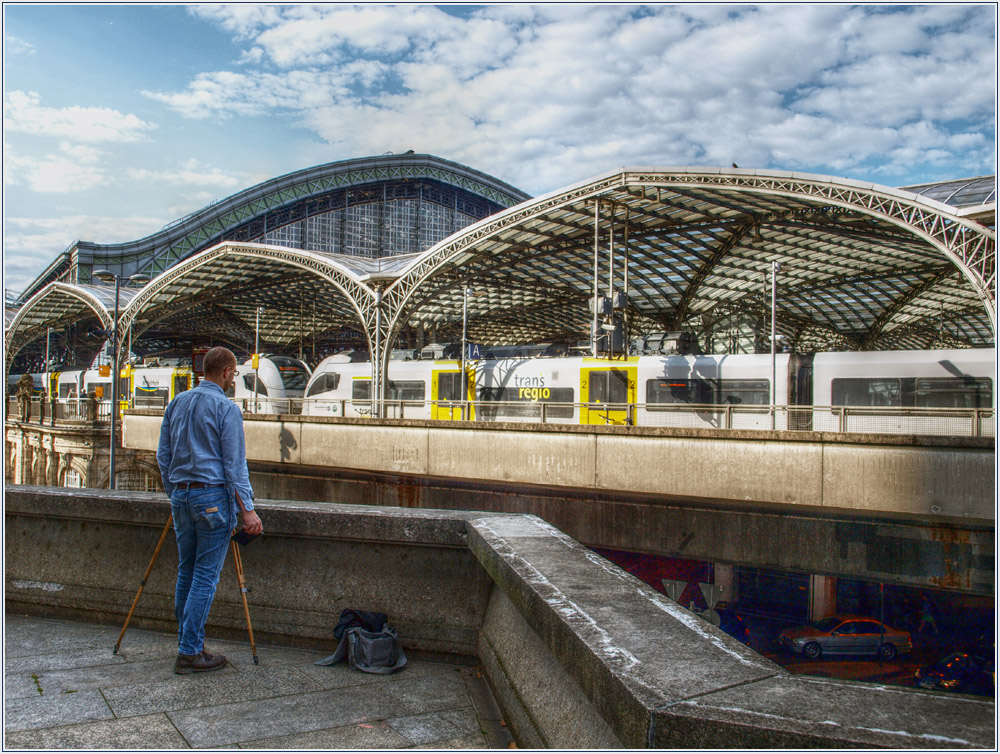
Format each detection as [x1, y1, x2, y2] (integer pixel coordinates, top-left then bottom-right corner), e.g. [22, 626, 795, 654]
[4, 144, 109, 193]
[3, 215, 167, 293]
[188, 4, 284, 39]
[145, 4, 994, 193]
[4, 35, 36, 55]
[4, 91, 155, 143]
[127, 159, 244, 190]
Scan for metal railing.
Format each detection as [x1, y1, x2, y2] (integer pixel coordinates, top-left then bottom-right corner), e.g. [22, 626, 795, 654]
[11, 395, 989, 438]
[293, 398, 995, 438]
[6, 396, 113, 424]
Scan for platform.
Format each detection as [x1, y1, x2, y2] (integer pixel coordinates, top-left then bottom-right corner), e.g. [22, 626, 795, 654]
[3, 614, 507, 749]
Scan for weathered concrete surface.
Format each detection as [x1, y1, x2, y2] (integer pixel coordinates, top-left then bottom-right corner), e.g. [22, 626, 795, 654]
[467, 513, 996, 749]
[123, 412, 996, 521]
[4, 486, 495, 657]
[6, 487, 994, 749]
[4, 615, 496, 749]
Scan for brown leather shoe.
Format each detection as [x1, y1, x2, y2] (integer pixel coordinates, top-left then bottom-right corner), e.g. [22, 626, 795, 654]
[174, 650, 228, 674]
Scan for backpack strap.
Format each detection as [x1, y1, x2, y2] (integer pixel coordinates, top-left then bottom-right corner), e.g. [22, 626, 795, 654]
[313, 631, 350, 666]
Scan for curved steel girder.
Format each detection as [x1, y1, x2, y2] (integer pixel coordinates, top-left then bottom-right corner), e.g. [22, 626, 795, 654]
[667, 223, 753, 329]
[4, 283, 116, 376]
[74, 156, 529, 282]
[381, 174, 627, 334]
[859, 268, 959, 349]
[622, 172, 995, 328]
[382, 169, 994, 348]
[121, 242, 378, 350]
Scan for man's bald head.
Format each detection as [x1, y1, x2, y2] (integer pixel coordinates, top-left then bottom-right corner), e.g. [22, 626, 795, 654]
[203, 347, 237, 379]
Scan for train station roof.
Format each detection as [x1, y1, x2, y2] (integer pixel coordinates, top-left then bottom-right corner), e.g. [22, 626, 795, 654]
[387, 167, 995, 352]
[6, 165, 995, 373]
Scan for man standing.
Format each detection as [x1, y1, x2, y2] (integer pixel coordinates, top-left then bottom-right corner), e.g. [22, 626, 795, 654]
[157, 346, 263, 674]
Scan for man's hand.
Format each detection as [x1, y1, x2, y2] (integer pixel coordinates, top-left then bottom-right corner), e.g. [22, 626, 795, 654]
[241, 509, 263, 536]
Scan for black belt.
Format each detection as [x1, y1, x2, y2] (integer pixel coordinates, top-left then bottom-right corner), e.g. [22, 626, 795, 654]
[175, 482, 222, 490]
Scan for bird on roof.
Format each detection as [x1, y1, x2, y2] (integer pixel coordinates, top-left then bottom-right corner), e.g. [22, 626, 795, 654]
[732, 162, 739, 168]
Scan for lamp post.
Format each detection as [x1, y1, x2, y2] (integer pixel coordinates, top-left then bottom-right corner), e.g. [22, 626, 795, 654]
[93, 270, 150, 489]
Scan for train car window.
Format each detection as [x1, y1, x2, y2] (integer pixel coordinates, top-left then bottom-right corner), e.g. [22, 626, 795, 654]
[831, 378, 901, 407]
[270, 356, 310, 391]
[646, 379, 707, 405]
[914, 378, 992, 408]
[306, 373, 341, 397]
[716, 380, 770, 405]
[387, 381, 425, 401]
[173, 376, 189, 395]
[477, 387, 575, 418]
[87, 381, 111, 397]
[588, 370, 628, 404]
[134, 387, 169, 408]
[437, 372, 465, 401]
[352, 379, 371, 400]
[242, 374, 269, 396]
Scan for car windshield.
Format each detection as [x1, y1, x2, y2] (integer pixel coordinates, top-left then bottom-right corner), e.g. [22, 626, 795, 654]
[813, 617, 842, 632]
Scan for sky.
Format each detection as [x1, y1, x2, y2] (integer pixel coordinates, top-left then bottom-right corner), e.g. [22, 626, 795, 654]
[3, 3, 996, 297]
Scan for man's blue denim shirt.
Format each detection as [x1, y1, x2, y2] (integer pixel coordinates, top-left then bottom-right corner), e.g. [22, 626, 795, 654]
[156, 380, 254, 510]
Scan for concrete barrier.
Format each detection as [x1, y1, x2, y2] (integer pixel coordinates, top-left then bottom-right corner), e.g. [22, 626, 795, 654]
[124, 411, 995, 521]
[5, 487, 994, 748]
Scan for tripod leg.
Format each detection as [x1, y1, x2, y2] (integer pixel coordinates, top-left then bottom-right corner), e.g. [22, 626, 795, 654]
[231, 540, 259, 664]
[114, 514, 173, 655]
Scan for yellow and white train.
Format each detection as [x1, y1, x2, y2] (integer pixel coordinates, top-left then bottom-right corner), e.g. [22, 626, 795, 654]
[301, 348, 995, 434]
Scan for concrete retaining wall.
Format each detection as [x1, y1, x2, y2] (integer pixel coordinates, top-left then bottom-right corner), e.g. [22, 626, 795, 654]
[5, 487, 994, 748]
[124, 412, 995, 521]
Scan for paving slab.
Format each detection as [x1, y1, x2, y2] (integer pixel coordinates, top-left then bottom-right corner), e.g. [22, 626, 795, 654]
[103, 665, 322, 718]
[4, 614, 492, 749]
[387, 707, 485, 746]
[238, 720, 413, 749]
[5, 615, 120, 658]
[167, 684, 415, 748]
[383, 668, 476, 715]
[5, 645, 129, 678]
[13, 655, 237, 697]
[4, 689, 115, 733]
[4, 713, 190, 750]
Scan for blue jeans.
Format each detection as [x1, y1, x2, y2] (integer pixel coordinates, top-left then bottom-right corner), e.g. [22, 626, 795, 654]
[171, 486, 235, 655]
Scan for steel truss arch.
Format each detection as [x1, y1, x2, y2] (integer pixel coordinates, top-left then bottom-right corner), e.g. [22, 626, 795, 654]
[121, 242, 380, 357]
[623, 170, 996, 327]
[19, 154, 530, 299]
[381, 168, 995, 351]
[380, 173, 626, 337]
[4, 282, 124, 376]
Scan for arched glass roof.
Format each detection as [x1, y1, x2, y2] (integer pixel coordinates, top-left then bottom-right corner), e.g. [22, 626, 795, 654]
[901, 176, 996, 209]
[5, 167, 995, 376]
[385, 168, 995, 353]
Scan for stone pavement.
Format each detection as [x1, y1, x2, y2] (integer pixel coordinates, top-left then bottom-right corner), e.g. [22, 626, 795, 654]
[4, 614, 510, 749]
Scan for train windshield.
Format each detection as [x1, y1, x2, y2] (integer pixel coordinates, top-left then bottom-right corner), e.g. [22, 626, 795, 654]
[270, 357, 310, 391]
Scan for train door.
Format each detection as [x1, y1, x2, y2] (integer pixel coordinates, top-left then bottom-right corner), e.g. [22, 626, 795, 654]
[788, 353, 814, 430]
[118, 366, 132, 415]
[171, 368, 191, 401]
[431, 366, 472, 420]
[580, 365, 636, 425]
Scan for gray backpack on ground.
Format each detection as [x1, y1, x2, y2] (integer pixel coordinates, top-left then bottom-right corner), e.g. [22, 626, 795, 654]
[315, 625, 407, 674]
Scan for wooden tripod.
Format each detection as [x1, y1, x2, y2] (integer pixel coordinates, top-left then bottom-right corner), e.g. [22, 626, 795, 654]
[113, 515, 259, 664]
